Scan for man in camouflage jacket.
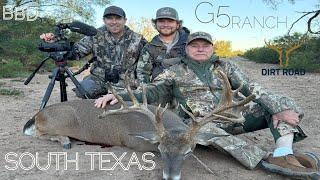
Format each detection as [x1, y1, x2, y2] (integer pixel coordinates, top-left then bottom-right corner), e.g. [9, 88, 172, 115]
[136, 7, 190, 83]
[95, 32, 319, 178]
[75, 6, 147, 98]
[42, 6, 147, 98]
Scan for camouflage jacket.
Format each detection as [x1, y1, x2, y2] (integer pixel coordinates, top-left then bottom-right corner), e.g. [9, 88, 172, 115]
[73, 25, 147, 88]
[136, 27, 190, 83]
[121, 55, 303, 118]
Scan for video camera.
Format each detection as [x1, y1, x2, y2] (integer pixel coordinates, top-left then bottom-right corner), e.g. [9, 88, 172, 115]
[38, 21, 97, 60]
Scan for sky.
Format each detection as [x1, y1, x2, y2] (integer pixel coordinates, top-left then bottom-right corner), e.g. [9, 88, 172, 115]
[93, 0, 318, 51]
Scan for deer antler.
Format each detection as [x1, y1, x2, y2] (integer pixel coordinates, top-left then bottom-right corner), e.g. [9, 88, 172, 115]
[98, 71, 168, 138]
[264, 39, 283, 67]
[183, 70, 255, 140]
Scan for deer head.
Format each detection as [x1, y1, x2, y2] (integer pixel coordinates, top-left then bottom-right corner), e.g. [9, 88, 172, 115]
[99, 70, 255, 180]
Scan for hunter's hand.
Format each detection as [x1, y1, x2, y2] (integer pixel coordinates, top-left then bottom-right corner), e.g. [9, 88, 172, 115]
[272, 110, 300, 128]
[40, 33, 56, 42]
[94, 94, 119, 108]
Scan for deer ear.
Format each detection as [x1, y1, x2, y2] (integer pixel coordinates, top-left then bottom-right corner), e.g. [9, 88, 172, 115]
[129, 131, 160, 144]
[194, 133, 229, 146]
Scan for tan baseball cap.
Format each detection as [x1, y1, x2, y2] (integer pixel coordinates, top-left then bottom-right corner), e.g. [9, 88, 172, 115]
[187, 32, 213, 45]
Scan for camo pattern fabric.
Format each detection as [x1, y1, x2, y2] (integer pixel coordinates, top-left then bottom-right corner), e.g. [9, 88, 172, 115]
[154, 57, 304, 122]
[120, 56, 305, 168]
[154, 61, 220, 117]
[220, 61, 304, 137]
[74, 25, 147, 89]
[136, 28, 189, 83]
[199, 122, 267, 169]
[149, 56, 305, 168]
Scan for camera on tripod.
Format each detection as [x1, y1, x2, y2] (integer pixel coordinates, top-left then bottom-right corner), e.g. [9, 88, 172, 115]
[24, 21, 98, 110]
[38, 21, 97, 61]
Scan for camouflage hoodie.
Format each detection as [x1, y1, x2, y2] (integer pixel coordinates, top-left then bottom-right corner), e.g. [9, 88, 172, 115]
[72, 25, 147, 88]
[119, 55, 305, 169]
[121, 55, 303, 118]
[136, 27, 190, 83]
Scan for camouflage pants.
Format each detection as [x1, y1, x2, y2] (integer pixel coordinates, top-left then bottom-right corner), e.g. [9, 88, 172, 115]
[198, 103, 307, 169]
[241, 103, 306, 143]
[74, 75, 108, 99]
[74, 75, 132, 99]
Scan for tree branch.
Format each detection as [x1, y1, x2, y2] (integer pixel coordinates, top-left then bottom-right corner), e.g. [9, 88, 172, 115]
[287, 11, 313, 35]
[308, 10, 320, 34]
[287, 10, 320, 35]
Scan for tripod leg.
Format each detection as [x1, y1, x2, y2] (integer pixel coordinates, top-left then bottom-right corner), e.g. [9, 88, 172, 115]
[59, 71, 68, 102]
[64, 67, 91, 99]
[24, 57, 50, 85]
[40, 68, 59, 110]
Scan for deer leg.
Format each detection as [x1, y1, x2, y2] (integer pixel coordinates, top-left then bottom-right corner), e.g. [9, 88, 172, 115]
[38, 134, 72, 149]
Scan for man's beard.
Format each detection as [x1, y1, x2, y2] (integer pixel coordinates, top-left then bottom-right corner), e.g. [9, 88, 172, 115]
[158, 27, 178, 36]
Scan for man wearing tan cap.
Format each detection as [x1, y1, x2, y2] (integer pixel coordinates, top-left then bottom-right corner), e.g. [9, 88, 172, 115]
[136, 7, 190, 83]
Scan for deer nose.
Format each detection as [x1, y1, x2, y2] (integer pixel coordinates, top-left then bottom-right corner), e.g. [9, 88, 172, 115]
[163, 172, 181, 180]
[163, 177, 180, 180]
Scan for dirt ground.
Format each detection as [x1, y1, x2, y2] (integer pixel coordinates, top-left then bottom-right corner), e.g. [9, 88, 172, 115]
[0, 59, 319, 180]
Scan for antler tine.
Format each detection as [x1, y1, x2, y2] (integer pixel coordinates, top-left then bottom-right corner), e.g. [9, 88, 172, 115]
[141, 84, 148, 108]
[210, 93, 255, 116]
[233, 82, 243, 96]
[124, 70, 140, 107]
[185, 70, 255, 138]
[212, 70, 256, 114]
[100, 72, 169, 133]
[204, 114, 245, 124]
[99, 83, 130, 118]
[155, 104, 169, 137]
[215, 70, 233, 108]
[205, 70, 255, 123]
[180, 104, 196, 121]
[106, 82, 128, 109]
[180, 103, 207, 140]
[233, 94, 255, 107]
[141, 83, 168, 137]
[184, 112, 241, 140]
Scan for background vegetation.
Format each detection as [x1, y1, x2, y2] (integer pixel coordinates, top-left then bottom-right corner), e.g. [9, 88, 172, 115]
[1, 0, 319, 79]
[242, 33, 320, 72]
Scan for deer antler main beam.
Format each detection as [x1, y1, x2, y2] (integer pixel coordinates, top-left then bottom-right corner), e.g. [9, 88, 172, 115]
[99, 70, 168, 138]
[183, 70, 255, 140]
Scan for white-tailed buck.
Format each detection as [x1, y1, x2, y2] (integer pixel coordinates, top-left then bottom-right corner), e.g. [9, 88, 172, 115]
[23, 70, 255, 180]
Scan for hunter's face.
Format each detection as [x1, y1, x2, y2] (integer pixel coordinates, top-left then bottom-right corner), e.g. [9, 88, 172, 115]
[104, 15, 126, 35]
[156, 18, 179, 36]
[186, 39, 214, 62]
